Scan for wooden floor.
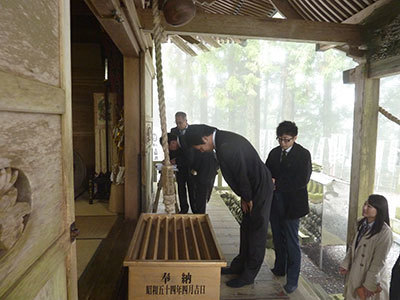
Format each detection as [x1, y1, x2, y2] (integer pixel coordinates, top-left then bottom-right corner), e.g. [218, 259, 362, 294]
[75, 196, 118, 279]
[75, 194, 136, 300]
[157, 190, 320, 300]
[76, 189, 321, 299]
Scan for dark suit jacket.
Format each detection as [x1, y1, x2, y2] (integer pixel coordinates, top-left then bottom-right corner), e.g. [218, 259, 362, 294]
[170, 126, 187, 137]
[190, 150, 218, 185]
[265, 143, 312, 219]
[215, 130, 273, 208]
[169, 126, 191, 174]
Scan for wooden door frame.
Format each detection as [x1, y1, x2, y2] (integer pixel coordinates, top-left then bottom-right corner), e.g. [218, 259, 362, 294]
[140, 50, 155, 213]
[61, 0, 78, 299]
[124, 56, 142, 220]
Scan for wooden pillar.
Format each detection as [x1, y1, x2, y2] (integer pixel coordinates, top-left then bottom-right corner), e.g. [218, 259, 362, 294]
[124, 56, 141, 220]
[60, 0, 78, 298]
[347, 63, 380, 245]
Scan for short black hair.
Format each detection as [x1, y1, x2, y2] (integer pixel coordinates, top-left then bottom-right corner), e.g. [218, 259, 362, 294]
[183, 124, 216, 147]
[159, 133, 178, 145]
[175, 111, 187, 119]
[276, 121, 298, 137]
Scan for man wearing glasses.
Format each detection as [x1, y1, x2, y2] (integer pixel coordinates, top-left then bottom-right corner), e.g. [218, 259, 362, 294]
[265, 121, 312, 295]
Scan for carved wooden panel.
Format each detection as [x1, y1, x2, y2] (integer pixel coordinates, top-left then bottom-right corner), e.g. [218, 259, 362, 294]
[0, 167, 31, 256]
[0, 112, 64, 297]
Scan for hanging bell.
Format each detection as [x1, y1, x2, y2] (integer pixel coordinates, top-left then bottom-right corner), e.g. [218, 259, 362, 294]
[163, 0, 196, 27]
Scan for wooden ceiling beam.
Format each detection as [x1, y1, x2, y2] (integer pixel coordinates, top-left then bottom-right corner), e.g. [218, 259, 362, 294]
[342, 0, 393, 24]
[342, 0, 359, 13]
[200, 36, 222, 48]
[170, 36, 198, 56]
[343, 67, 356, 84]
[85, 0, 140, 56]
[317, 0, 394, 52]
[289, 0, 313, 20]
[301, 0, 326, 22]
[317, 1, 346, 22]
[269, 0, 303, 19]
[332, 0, 354, 17]
[180, 35, 201, 44]
[138, 9, 364, 45]
[307, 0, 337, 22]
[369, 55, 400, 79]
[119, 0, 147, 51]
[194, 42, 211, 52]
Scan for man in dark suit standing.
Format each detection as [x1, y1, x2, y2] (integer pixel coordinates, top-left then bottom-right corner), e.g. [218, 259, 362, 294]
[189, 149, 218, 213]
[265, 121, 312, 294]
[183, 124, 274, 288]
[170, 112, 194, 213]
[170, 128, 218, 214]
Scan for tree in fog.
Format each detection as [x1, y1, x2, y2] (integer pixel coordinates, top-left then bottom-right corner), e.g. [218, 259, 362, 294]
[315, 50, 355, 174]
[160, 40, 356, 175]
[207, 41, 263, 148]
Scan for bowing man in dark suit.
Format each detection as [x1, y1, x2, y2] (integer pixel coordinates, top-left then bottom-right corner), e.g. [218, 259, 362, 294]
[183, 124, 274, 288]
[170, 111, 195, 213]
[265, 121, 312, 294]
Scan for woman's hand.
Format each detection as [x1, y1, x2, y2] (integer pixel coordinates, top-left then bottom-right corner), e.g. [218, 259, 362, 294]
[339, 267, 348, 275]
[362, 286, 375, 298]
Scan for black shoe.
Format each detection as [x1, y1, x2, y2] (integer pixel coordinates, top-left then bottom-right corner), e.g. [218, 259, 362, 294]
[271, 268, 285, 277]
[221, 267, 240, 275]
[178, 210, 188, 214]
[283, 284, 297, 294]
[226, 278, 254, 288]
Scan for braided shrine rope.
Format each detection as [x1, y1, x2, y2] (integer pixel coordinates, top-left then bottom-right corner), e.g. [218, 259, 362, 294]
[153, 0, 176, 214]
[379, 106, 400, 126]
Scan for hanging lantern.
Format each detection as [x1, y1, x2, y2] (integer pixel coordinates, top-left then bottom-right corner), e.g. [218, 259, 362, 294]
[163, 0, 196, 27]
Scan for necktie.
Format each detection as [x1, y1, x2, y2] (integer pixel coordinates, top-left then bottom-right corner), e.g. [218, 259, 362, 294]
[281, 150, 288, 163]
[355, 221, 369, 248]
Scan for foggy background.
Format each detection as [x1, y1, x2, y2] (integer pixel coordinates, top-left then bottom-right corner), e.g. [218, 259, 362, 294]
[152, 39, 400, 219]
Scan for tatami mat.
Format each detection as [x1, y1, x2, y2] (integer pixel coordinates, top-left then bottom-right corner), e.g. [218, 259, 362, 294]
[75, 193, 116, 216]
[77, 239, 102, 278]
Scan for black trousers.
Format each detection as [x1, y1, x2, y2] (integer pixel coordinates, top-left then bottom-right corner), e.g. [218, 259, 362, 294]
[192, 175, 216, 214]
[229, 187, 272, 282]
[176, 170, 195, 213]
[390, 254, 400, 300]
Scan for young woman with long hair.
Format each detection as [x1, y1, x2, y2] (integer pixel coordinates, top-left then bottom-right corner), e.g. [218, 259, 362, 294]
[340, 194, 393, 299]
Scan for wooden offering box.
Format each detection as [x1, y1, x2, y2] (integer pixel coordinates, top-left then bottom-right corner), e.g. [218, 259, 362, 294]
[124, 213, 227, 300]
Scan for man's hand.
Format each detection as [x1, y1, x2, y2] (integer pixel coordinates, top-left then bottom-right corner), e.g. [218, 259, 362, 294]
[241, 199, 253, 214]
[170, 158, 176, 165]
[339, 267, 347, 275]
[272, 178, 276, 190]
